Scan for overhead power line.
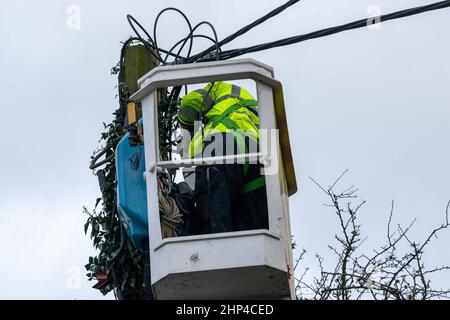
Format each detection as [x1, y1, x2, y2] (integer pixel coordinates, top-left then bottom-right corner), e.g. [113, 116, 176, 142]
[187, 0, 301, 63]
[127, 1, 450, 65]
[123, 0, 450, 107]
[213, 0, 450, 61]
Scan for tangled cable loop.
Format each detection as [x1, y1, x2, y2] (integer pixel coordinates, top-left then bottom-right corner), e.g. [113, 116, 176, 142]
[127, 7, 221, 66]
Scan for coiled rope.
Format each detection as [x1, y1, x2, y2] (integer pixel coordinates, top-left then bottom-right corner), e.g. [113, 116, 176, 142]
[158, 173, 183, 238]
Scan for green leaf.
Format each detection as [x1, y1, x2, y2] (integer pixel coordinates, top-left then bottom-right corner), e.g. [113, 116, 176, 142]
[84, 221, 90, 235]
[95, 197, 102, 209]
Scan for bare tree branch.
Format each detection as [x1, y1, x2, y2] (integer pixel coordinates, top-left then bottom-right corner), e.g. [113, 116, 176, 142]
[295, 172, 450, 300]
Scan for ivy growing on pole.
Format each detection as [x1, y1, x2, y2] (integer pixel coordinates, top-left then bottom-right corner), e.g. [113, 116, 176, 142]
[83, 41, 165, 299]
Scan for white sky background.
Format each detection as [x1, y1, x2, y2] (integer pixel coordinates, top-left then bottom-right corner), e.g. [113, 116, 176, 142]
[0, 0, 449, 299]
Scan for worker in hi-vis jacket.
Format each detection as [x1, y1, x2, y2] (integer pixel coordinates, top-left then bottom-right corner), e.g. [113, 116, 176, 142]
[178, 81, 268, 234]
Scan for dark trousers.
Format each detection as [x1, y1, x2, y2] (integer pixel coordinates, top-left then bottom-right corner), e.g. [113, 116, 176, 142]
[193, 133, 269, 234]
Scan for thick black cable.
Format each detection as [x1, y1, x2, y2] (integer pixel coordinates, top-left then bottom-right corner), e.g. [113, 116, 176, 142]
[126, 14, 156, 46]
[153, 8, 194, 63]
[215, 0, 450, 61]
[125, 1, 450, 120]
[127, 14, 187, 61]
[192, 21, 221, 62]
[164, 34, 221, 65]
[126, 15, 163, 63]
[163, 21, 221, 64]
[187, 0, 301, 63]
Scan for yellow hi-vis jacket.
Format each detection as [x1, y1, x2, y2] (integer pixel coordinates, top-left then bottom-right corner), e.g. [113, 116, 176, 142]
[178, 81, 260, 158]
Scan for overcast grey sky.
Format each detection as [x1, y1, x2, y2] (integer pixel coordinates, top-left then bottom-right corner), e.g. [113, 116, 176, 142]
[0, 0, 448, 299]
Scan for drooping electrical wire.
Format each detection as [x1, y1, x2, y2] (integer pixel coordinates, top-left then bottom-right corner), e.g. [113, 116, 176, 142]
[164, 21, 221, 64]
[187, 0, 301, 63]
[126, 0, 300, 65]
[164, 34, 221, 65]
[127, 8, 221, 66]
[122, 0, 450, 165]
[122, 0, 450, 151]
[126, 0, 450, 67]
[122, 0, 302, 134]
[153, 7, 194, 63]
[213, 0, 450, 61]
[127, 14, 187, 62]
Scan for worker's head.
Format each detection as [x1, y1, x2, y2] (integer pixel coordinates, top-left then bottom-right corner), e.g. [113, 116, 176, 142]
[178, 91, 203, 128]
[178, 82, 221, 128]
